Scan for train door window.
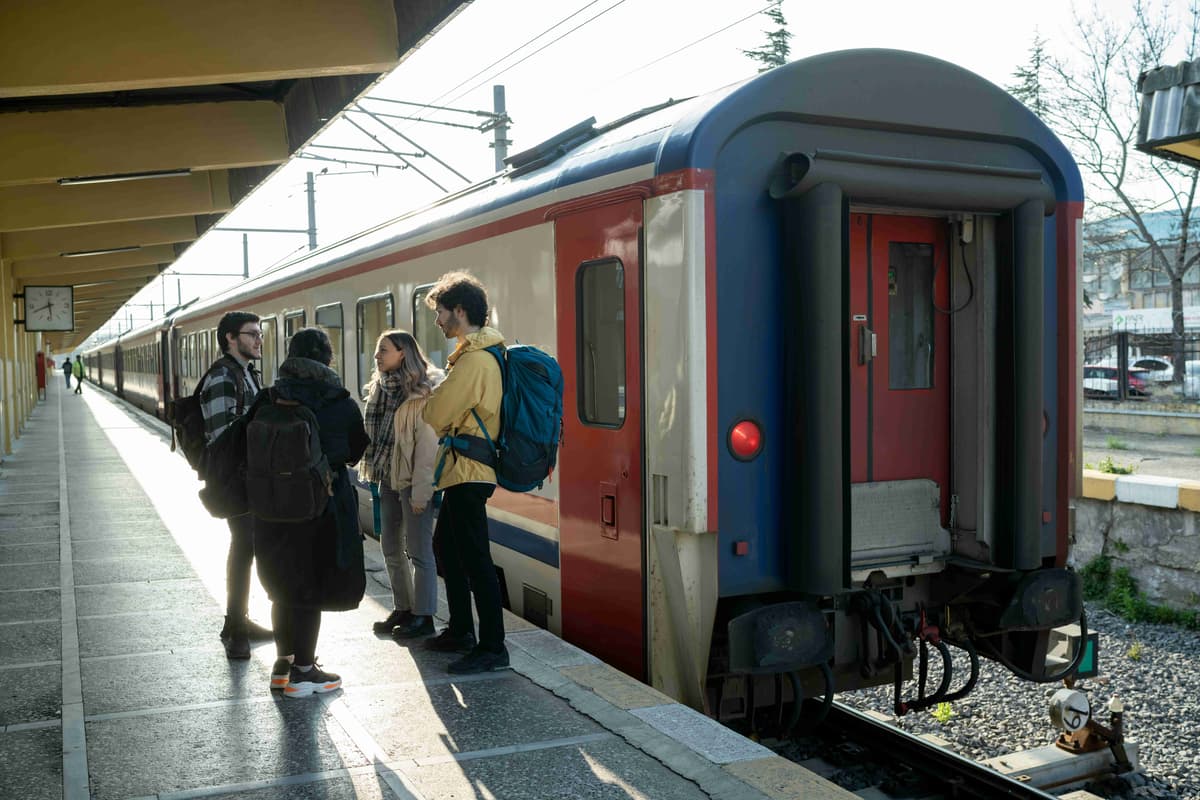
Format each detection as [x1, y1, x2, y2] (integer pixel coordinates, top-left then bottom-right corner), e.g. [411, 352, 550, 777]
[284, 310, 306, 355]
[356, 293, 394, 398]
[187, 334, 196, 378]
[200, 332, 209, 371]
[576, 259, 626, 427]
[413, 285, 449, 370]
[211, 329, 220, 364]
[315, 303, 345, 379]
[260, 317, 277, 386]
[888, 242, 935, 390]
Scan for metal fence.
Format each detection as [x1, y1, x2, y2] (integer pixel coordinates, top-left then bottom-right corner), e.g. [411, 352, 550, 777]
[1083, 330, 1200, 402]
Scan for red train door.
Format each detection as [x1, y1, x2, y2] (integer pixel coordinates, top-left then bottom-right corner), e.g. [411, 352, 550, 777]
[554, 198, 645, 679]
[849, 214, 950, 519]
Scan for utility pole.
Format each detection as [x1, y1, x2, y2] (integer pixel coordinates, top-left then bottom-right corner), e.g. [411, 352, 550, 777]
[242, 234, 250, 278]
[492, 85, 511, 172]
[305, 172, 317, 250]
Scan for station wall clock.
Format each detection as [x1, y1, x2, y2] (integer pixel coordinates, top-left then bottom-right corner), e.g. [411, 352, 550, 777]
[22, 285, 74, 332]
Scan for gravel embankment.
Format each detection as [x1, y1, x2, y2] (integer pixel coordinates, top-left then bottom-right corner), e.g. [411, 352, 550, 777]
[837, 604, 1200, 800]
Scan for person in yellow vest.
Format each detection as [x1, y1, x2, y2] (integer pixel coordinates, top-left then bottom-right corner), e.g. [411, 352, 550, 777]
[73, 357, 83, 394]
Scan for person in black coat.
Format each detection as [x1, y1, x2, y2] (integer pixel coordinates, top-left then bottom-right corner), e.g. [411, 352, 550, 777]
[252, 327, 369, 698]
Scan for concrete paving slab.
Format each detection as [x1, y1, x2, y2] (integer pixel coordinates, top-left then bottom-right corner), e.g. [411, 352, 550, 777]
[0, 561, 59, 590]
[0, 514, 59, 532]
[406, 733, 711, 800]
[71, 535, 182, 562]
[85, 700, 369, 799]
[0, 664, 61, 726]
[725, 756, 860, 799]
[75, 578, 216, 617]
[508, 628, 603, 668]
[0, 499, 60, 514]
[561, 663, 677, 711]
[0, 621, 61, 667]
[0, 724, 62, 800]
[199, 770, 400, 800]
[341, 674, 603, 761]
[310, 636, 457, 688]
[0, 542, 58, 565]
[0, 489, 59, 502]
[78, 608, 228, 659]
[72, 553, 197, 586]
[1, 586, 60, 621]
[631, 704, 775, 765]
[0, 525, 60, 545]
[82, 650, 273, 716]
[70, 519, 172, 541]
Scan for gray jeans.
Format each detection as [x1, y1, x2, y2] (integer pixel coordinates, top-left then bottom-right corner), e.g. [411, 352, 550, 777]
[379, 484, 437, 616]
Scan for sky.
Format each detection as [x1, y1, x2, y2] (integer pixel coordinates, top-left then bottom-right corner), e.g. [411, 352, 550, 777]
[90, 0, 1179, 342]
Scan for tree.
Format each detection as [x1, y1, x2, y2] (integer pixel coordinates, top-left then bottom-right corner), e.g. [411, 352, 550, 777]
[742, 0, 792, 73]
[1021, 0, 1200, 385]
[1006, 34, 1050, 118]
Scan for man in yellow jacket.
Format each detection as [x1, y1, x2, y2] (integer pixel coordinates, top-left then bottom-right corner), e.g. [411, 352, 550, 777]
[421, 271, 508, 674]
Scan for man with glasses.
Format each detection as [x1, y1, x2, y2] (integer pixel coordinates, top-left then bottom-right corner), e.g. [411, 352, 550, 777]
[201, 311, 271, 658]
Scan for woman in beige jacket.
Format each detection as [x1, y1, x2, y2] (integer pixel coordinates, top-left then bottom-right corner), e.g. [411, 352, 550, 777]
[358, 330, 442, 639]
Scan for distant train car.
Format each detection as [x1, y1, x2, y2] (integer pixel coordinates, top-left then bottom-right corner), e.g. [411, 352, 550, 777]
[82, 49, 1086, 725]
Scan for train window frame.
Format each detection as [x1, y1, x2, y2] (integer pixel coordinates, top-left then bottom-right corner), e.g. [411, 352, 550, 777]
[259, 316, 278, 386]
[283, 310, 306, 355]
[356, 292, 395, 399]
[315, 302, 345, 380]
[412, 283, 450, 372]
[575, 257, 627, 429]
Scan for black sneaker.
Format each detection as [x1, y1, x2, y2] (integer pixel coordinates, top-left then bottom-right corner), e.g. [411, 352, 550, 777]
[447, 647, 510, 674]
[243, 617, 273, 641]
[221, 629, 250, 660]
[372, 609, 412, 634]
[391, 615, 435, 640]
[270, 657, 293, 691]
[284, 664, 342, 698]
[423, 629, 476, 653]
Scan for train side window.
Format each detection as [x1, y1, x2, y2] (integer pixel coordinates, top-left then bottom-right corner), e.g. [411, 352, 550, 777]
[412, 284, 448, 370]
[260, 317, 277, 386]
[356, 293, 394, 398]
[284, 310, 306, 354]
[188, 333, 196, 378]
[888, 242, 935, 390]
[316, 303, 345, 380]
[576, 259, 626, 427]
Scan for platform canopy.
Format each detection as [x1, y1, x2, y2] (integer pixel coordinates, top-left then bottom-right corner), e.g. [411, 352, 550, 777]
[0, 0, 466, 351]
[1137, 57, 1200, 169]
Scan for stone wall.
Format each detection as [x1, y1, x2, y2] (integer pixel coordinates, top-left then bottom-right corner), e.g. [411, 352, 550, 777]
[1072, 471, 1200, 611]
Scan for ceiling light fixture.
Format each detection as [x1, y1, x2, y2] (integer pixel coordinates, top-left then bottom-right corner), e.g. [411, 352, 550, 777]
[61, 246, 143, 258]
[57, 169, 192, 186]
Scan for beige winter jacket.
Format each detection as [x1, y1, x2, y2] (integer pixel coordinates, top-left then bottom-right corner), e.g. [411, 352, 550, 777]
[389, 388, 440, 508]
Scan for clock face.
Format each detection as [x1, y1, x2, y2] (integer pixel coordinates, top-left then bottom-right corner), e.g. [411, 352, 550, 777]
[24, 285, 74, 332]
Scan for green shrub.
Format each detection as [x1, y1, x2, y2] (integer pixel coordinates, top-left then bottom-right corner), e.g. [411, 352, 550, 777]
[931, 702, 955, 723]
[1080, 556, 1200, 631]
[1085, 456, 1136, 474]
[1106, 436, 1129, 450]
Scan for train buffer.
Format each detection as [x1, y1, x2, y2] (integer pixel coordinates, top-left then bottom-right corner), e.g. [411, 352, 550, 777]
[0, 379, 862, 799]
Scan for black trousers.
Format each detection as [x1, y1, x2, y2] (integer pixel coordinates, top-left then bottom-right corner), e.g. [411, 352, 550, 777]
[225, 513, 255, 619]
[271, 603, 322, 664]
[436, 483, 503, 652]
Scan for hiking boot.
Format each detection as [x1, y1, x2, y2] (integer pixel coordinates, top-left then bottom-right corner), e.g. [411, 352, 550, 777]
[423, 629, 476, 653]
[243, 617, 273, 642]
[372, 609, 412, 635]
[270, 657, 293, 691]
[391, 615, 434, 640]
[447, 646, 510, 675]
[284, 664, 342, 698]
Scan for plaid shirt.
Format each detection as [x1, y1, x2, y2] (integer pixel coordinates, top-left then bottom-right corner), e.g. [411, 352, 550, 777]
[200, 356, 261, 444]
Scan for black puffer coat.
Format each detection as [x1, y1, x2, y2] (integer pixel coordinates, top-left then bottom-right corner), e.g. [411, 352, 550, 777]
[252, 357, 369, 611]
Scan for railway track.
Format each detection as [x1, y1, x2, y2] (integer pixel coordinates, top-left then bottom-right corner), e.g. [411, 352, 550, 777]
[765, 702, 1058, 799]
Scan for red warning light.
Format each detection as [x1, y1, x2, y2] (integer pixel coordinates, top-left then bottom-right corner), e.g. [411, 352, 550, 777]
[728, 419, 763, 461]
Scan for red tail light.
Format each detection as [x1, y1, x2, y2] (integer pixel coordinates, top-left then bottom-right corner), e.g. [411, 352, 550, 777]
[728, 419, 763, 461]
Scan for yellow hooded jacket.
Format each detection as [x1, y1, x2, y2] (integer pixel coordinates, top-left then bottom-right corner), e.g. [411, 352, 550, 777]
[422, 327, 505, 489]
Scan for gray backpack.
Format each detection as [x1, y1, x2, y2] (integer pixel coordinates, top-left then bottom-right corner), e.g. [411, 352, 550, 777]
[245, 390, 332, 522]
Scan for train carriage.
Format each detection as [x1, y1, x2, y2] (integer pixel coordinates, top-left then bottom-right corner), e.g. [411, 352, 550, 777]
[82, 49, 1086, 724]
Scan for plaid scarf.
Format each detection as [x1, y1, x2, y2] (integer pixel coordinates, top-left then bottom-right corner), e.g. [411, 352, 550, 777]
[360, 371, 406, 485]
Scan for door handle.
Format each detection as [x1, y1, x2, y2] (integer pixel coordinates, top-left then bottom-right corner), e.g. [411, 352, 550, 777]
[600, 481, 618, 540]
[858, 325, 877, 365]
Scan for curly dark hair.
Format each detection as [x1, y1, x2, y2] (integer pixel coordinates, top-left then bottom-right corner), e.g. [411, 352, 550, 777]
[217, 311, 260, 353]
[425, 271, 489, 327]
[287, 327, 333, 365]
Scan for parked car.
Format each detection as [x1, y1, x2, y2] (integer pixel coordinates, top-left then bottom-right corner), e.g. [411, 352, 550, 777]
[1083, 365, 1152, 398]
[1131, 356, 1173, 383]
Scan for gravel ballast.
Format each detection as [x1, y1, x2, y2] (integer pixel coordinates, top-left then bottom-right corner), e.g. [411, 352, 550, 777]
[837, 603, 1199, 800]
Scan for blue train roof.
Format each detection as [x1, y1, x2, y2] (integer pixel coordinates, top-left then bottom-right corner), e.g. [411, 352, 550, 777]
[178, 49, 1082, 322]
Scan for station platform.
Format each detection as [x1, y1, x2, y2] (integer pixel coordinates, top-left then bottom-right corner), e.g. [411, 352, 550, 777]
[0, 380, 847, 800]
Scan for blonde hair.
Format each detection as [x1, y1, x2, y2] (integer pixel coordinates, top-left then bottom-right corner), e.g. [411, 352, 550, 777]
[363, 329, 434, 398]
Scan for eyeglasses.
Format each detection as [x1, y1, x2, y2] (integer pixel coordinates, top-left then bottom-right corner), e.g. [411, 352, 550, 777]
[237, 330, 263, 340]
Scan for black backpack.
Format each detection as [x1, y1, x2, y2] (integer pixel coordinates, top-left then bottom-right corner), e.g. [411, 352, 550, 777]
[244, 389, 333, 523]
[170, 355, 246, 478]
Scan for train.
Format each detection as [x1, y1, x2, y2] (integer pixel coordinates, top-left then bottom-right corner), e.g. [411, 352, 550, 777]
[82, 49, 1087, 727]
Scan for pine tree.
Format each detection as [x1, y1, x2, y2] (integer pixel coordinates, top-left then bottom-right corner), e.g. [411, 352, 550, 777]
[1007, 34, 1050, 117]
[742, 1, 792, 73]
